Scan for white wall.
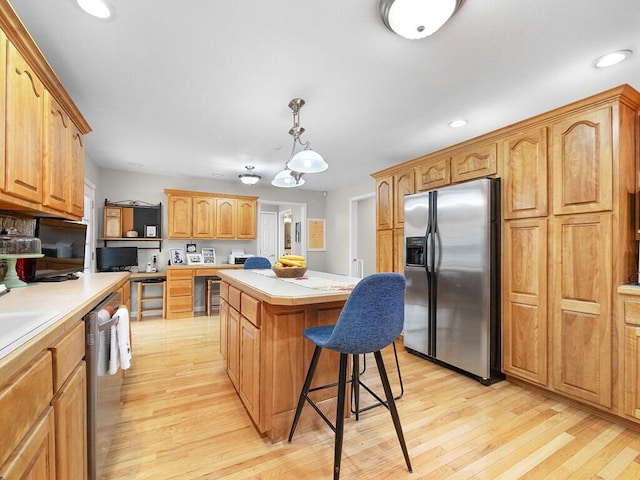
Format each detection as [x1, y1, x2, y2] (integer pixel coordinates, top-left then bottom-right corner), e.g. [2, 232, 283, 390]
[324, 178, 376, 275]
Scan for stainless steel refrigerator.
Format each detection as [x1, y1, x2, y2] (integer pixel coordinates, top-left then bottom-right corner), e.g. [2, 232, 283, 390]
[403, 177, 502, 384]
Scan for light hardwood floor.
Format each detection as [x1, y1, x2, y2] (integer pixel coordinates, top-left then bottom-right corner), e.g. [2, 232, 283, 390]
[102, 315, 640, 479]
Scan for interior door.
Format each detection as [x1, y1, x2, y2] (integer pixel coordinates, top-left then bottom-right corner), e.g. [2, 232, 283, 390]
[259, 211, 277, 265]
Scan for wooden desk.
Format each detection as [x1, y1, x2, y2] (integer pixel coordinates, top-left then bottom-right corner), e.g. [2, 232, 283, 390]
[217, 269, 360, 442]
[165, 264, 242, 319]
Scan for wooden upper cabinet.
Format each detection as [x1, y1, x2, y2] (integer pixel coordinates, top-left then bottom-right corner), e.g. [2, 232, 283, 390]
[551, 213, 612, 408]
[451, 141, 497, 183]
[393, 170, 414, 229]
[236, 198, 256, 239]
[42, 91, 71, 214]
[416, 155, 451, 191]
[4, 41, 45, 204]
[192, 196, 215, 238]
[167, 195, 193, 238]
[69, 124, 85, 218]
[501, 127, 548, 219]
[165, 190, 257, 240]
[551, 107, 613, 215]
[376, 177, 393, 230]
[215, 197, 237, 239]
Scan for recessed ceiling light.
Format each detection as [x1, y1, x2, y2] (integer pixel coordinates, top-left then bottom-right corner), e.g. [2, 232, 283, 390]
[594, 50, 632, 68]
[76, 0, 112, 19]
[448, 119, 468, 128]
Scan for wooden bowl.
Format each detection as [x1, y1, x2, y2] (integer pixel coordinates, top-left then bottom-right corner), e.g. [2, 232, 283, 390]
[272, 266, 307, 278]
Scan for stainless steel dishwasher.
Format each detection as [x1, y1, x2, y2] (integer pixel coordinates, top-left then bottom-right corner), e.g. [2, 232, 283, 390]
[84, 291, 123, 480]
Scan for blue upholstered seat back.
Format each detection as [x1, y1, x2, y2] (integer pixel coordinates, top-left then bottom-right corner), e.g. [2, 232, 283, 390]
[321, 273, 406, 354]
[243, 256, 272, 269]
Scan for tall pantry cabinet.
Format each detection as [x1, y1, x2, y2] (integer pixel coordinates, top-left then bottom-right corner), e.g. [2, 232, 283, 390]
[373, 85, 640, 422]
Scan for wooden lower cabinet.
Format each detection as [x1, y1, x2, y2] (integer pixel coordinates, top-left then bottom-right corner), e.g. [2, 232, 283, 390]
[551, 213, 612, 408]
[219, 298, 229, 360]
[502, 218, 548, 385]
[239, 317, 260, 422]
[227, 306, 240, 390]
[166, 268, 194, 319]
[0, 408, 56, 480]
[624, 324, 640, 419]
[52, 362, 87, 480]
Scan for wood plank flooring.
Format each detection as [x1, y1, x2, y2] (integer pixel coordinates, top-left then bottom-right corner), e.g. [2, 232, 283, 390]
[102, 315, 640, 479]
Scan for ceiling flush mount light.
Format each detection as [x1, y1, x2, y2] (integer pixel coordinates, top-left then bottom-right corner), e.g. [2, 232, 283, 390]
[448, 119, 468, 128]
[272, 98, 327, 188]
[239, 165, 261, 185]
[379, 0, 464, 39]
[76, 0, 112, 19]
[594, 49, 633, 68]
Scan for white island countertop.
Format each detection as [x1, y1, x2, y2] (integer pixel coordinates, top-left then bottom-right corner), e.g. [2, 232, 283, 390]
[217, 269, 361, 306]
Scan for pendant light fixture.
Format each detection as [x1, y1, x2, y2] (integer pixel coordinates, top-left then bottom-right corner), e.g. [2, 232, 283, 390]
[239, 165, 261, 185]
[272, 98, 327, 188]
[379, 0, 464, 40]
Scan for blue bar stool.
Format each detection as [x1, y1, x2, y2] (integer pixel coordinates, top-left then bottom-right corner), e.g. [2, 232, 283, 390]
[288, 273, 412, 479]
[243, 256, 271, 269]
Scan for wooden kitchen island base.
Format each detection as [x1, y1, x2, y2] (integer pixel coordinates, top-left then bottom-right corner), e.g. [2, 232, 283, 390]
[217, 269, 360, 443]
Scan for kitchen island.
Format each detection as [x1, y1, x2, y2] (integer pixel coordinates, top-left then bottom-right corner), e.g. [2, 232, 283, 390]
[217, 269, 361, 442]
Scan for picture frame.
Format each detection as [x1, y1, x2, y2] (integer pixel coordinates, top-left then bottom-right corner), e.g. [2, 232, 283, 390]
[201, 247, 216, 264]
[186, 253, 204, 265]
[186, 242, 197, 253]
[307, 218, 326, 251]
[144, 224, 157, 238]
[170, 248, 186, 265]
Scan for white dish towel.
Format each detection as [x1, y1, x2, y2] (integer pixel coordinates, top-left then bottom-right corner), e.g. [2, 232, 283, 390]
[108, 306, 132, 374]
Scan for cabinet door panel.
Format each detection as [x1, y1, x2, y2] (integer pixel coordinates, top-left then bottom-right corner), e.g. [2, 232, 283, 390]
[393, 170, 414, 228]
[624, 325, 640, 419]
[0, 408, 56, 480]
[416, 156, 450, 191]
[167, 196, 192, 238]
[237, 199, 256, 239]
[69, 125, 85, 218]
[552, 214, 612, 407]
[502, 219, 548, 385]
[376, 229, 393, 273]
[52, 362, 87, 480]
[5, 42, 45, 203]
[215, 198, 237, 238]
[502, 127, 548, 219]
[192, 197, 215, 238]
[376, 177, 393, 230]
[43, 91, 71, 213]
[239, 317, 260, 424]
[551, 107, 612, 214]
[451, 142, 497, 183]
[227, 307, 240, 390]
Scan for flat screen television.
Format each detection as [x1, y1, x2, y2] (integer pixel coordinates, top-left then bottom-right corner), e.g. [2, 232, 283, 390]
[34, 218, 88, 280]
[96, 247, 138, 272]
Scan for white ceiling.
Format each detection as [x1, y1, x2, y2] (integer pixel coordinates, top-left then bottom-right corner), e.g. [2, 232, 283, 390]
[8, 0, 640, 192]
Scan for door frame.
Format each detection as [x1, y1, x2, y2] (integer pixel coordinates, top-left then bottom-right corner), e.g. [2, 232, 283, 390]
[257, 200, 307, 260]
[348, 192, 375, 277]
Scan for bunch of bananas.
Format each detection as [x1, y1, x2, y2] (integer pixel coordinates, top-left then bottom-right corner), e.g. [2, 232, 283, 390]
[274, 254, 306, 268]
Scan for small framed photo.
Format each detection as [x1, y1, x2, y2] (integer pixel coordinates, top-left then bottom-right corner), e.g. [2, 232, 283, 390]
[144, 224, 158, 238]
[186, 253, 204, 265]
[202, 248, 216, 264]
[170, 248, 186, 265]
[186, 242, 197, 253]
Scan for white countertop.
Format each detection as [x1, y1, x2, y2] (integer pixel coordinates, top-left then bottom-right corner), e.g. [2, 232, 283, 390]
[0, 272, 129, 361]
[217, 269, 361, 306]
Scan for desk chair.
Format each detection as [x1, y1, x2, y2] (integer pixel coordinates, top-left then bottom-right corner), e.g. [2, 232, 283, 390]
[288, 273, 412, 479]
[243, 256, 271, 269]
